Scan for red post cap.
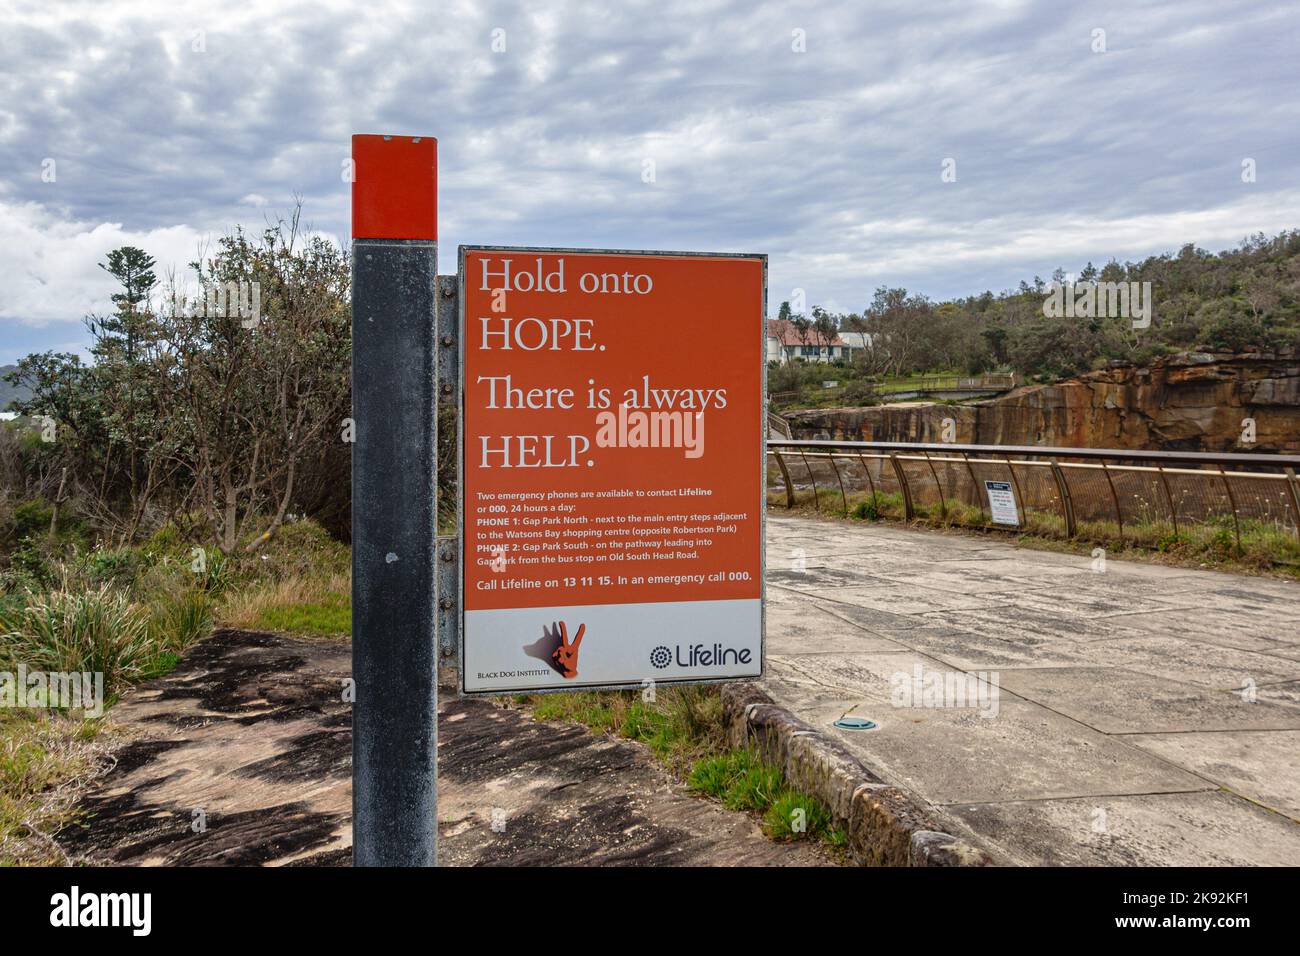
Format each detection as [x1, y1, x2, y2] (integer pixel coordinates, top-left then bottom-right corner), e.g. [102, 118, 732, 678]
[351, 134, 437, 240]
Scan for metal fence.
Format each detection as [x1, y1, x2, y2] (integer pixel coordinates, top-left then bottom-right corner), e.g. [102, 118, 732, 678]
[766, 438, 1300, 549]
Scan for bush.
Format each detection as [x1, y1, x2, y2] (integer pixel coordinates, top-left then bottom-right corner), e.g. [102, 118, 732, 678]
[0, 710, 109, 865]
[84, 546, 145, 589]
[687, 750, 783, 811]
[765, 791, 834, 841]
[0, 586, 154, 698]
[688, 750, 842, 844]
[241, 518, 349, 579]
[854, 497, 881, 521]
[11, 500, 52, 541]
[7, 543, 52, 588]
[147, 589, 213, 652]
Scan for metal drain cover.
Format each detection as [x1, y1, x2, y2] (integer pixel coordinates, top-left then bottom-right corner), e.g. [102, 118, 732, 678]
[833, 717, 878, 731]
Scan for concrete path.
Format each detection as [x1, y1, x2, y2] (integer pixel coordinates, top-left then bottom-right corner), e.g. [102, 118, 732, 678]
[763, 514, 1300, 865]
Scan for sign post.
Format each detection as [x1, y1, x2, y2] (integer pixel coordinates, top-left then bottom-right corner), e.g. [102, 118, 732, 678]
[458, 247, 766, 693]
[351, 134, 439, 865]
[984, 479, 1019, 526]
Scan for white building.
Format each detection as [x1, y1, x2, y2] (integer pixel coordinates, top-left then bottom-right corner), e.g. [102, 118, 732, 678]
[837, 331, 875, 357]
[766, 319, 850, 364]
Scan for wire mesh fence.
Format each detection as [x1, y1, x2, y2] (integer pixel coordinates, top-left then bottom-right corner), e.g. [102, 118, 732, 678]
[767, 439, 1300, 557]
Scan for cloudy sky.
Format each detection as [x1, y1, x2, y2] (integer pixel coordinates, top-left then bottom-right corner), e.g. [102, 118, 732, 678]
[2, 0, 1298, 362]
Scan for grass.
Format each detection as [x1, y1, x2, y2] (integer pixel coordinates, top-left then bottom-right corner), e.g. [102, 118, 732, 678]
[529, 686, 723, 772]
[0, 586, 156, 700]
[774, 487, 1300, 579]
[527, 687, 848, 852]
[0, 515, 350, 863]
[0, 710, 111, 866]
[206, 519, 352, 638]
[217, 572, 350, 637]
[686, 749, 844, 843]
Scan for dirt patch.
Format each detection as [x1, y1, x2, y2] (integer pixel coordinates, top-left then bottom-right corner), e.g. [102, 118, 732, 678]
[438, 696, 836, 866]
[57, 629, 836, 866]
[56, 629, 353, 866]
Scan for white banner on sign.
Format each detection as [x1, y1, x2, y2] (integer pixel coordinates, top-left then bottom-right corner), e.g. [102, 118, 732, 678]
[463, 598, 762, 692]
[984, 480, 1019, 526]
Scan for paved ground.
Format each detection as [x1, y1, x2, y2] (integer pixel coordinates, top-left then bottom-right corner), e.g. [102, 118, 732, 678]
[764, 513, 1300, 865]
[58, 629, 830, 866]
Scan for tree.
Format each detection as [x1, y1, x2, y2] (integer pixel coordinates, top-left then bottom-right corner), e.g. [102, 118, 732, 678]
[163, 207, 351, 552]
[3, 207, 352, 551]
[810, 306, 840, 349]
[87, 245, 177, 539]
[861, 286, 936, 377]
[96, 247, 157, 362]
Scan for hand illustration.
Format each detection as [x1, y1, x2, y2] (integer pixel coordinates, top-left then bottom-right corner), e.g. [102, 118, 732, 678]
[551, 621, 585, 679]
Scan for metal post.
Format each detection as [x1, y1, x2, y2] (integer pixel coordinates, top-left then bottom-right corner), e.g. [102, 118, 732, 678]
[799, 448, 821, 512]
[1217, 464, 1243, 554]
[1156, 463, 1179, 538]
[1049, 457, 1075, 537]
[889, 453, 914, 520]
[1284, 467, 1300, 543]
[1005, 459, 1026, 530]
[772, 451, 795, 509]
[962, 451, 985, 525]
[351, 133, 439, 867]
[856, 451, 878, 510]
[827, 453, 849, 514]
[1100, 459, 1124, 544]
[922, 450, 947, 520]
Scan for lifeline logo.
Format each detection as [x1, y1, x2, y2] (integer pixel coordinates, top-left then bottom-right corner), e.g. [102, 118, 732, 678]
[650, 643, 752, 668]
[50, 886, 151, 936]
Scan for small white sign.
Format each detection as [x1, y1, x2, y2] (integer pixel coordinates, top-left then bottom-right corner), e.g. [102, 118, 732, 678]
[984, 480, 1019, 526]
[822, 380, 838, 389]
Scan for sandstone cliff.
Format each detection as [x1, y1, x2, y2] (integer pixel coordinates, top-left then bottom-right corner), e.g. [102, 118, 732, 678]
[783, 351, 1300, 454]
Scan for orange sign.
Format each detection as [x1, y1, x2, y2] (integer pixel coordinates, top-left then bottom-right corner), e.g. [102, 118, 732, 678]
[460, 247, 765, 692]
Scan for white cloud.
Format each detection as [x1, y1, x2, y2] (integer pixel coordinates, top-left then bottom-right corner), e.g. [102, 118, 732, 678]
[0, 200, 208, 326]
[0, 0, 1296, 346]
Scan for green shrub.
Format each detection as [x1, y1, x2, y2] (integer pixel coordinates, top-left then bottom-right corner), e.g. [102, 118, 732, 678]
[724, 759, 785, 812]
[12, 500, 52, 541]
[853, 497, 881, 521]
[687, 749, 783, 811]
[84, 546, 145, 589]
[0, 586, 153, 697]
[687, 751, 751, 800]
[764, 791, 834, 841]
[7, 543, 52, 588]
[236, 518, 350, 580]
[147, 589, 213, 651]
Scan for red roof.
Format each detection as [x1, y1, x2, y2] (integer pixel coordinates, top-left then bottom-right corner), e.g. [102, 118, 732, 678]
[767, 319, 845, 347]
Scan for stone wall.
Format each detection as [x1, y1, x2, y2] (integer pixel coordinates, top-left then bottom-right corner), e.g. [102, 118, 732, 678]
[784, 351, 1300, 454]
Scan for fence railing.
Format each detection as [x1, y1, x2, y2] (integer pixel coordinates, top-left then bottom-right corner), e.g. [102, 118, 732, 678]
[766, 438, 1300, 550]
[873, 373, 1018, 394]
[768, 373, 1017, 408]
